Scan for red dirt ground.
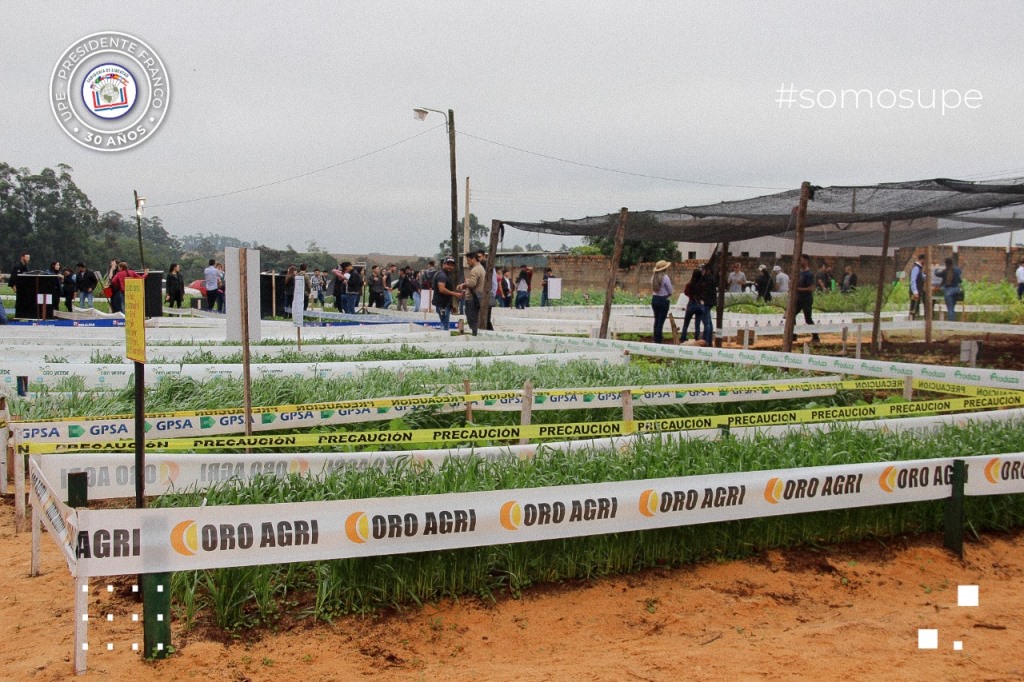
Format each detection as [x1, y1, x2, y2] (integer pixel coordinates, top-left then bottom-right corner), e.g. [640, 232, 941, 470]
[3, 499, 1022, 682]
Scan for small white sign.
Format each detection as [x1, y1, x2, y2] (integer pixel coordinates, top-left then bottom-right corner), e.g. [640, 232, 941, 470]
[293, 274, 305, 328]
[36, 294, 53, 304]
[547, 277, 562, 300]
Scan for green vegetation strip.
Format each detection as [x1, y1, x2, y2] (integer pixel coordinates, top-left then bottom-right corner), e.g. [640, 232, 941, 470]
[155, 421, 1024, 629]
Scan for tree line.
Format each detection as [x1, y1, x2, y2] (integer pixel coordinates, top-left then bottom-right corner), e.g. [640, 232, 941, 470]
[0, 163, 342, 281]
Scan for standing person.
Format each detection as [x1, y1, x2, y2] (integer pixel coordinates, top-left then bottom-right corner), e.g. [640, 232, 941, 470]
[382, 263, 398, 309]
[420, 260, 436, 312]
[681, 268, 703, 342]
[60, 266, 76, 312]
[773, 265, 790, 294]
[296, 264, 310, 311]
[310, 268, 326, 308]
[840, 265, 858, 293]
[754, 265, 773, 302]
[109, 262, 147, 314]
[698, 262, 718, 346]
[395, 266, 410, 311]
[908, 253, 926, 320]
[726, 261, 746, 293]
[411, 270, 422, 312]
[49, 261, 64, 310]
[791, 255, 821, 344]
[283, 265, 297, 315]
[203, 258, 221, 312]
[75, 262, 98, 308]
[9, 252, 30, 293]
[461, 252, 486, 335]
[432, 257, 463, 330]
[541, 267, 553, 306]
[515, 265, 531, 309]
[331, 262, 349, 313]
[349, 265, 365, 312]
[937, 257, 963, 322]
[104, 258, 118, 285]
[165, 263, 185, 308]
[497, 267, 512, 307]
[368, 265, 387, 308]
[650, 260, 673, 343]
[1015, 258, 1024, 301]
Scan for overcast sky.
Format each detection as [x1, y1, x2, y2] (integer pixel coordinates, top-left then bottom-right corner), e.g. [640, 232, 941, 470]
[3, 1, 1022, 255]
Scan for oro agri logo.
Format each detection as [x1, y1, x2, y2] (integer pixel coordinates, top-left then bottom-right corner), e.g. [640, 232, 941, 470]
[59, 461, 178, 488]
[879, 463, 958, 493]
[499, 496, 618, 530]
[763, 473, 864, 504]
[639, 486, 746, 516]
[983, 457, 1024, 484]
[344, 508, 478, 543]
[170, 517, 319, 557]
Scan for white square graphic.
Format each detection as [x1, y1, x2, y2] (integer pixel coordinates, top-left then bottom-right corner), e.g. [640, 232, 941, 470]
[918, 629, 938, 649]
[953, 641, 963, 651]
[958, 585, 979, 607]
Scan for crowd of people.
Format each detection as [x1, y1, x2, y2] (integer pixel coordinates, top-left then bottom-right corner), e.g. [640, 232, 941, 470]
[0, 250, 992, 335]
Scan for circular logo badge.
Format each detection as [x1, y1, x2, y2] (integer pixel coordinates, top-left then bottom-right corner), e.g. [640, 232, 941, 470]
[81, 63, 138, 119]
[50, 31, 170, 152]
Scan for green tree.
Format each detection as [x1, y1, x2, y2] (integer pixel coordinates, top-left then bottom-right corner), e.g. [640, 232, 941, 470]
[437, 213, 489, 258]
[584, 213, 680, 268]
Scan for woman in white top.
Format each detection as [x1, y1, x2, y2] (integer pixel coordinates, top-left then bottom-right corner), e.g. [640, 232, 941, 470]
[650, 260, 674, 343]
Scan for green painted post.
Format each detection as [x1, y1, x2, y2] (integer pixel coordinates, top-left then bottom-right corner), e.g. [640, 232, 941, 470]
[142, 573, 172, 658]
[943, 459, 965, 558]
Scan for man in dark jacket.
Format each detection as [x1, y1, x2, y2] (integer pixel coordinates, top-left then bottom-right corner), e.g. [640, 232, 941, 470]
[75, 262, 99, 308]
[10, 252, 30, 292]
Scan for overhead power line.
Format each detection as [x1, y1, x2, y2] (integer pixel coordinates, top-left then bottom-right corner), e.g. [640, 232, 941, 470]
[456, 129, 790, 191]
[123, 123, 445, 212]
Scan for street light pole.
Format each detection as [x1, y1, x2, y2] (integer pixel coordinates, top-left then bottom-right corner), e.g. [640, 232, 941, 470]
[134, 190, 146, 269]
[415, 107, 461, 284]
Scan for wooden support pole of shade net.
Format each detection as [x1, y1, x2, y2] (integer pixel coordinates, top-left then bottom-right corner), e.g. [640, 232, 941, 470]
[599, 208, 628, 339]
[781, 181, 812, 353]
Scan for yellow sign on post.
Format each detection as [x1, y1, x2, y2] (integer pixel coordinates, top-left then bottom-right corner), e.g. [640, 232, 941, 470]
[125, 278, 146, 363]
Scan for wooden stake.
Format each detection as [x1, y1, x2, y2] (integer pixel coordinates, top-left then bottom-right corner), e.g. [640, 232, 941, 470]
[716, 241, 728, 346]
[463, 379, 473, 423]
[871, 221, 892, 352]
[782, 182, 812, 353]
[925, 245, 933, 344]
[240, 249, 253, 440]
[621, 390, 634, 423]
[599, 208, 628, 339]
[519, 380, 533, 445]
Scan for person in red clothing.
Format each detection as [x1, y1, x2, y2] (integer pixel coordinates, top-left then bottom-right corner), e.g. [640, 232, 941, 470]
[109, 261, 148, 314]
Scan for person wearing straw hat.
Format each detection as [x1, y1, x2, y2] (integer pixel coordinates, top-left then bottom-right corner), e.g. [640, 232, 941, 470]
[650, 260, 673, 344]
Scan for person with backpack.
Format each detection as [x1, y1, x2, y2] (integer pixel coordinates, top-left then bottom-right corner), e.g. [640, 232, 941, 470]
[908, 253, 927, 320]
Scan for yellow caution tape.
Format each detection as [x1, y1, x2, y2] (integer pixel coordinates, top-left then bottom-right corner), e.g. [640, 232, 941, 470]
[20, 391, 1024, 454]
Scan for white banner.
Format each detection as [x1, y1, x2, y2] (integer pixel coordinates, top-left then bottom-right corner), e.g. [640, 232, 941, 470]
[1, 350, 627, 390]
[488, 331, 1024, 391]
[60, 453, 1022, 577]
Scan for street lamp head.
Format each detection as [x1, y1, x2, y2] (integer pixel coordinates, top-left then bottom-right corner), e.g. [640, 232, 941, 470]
[135, 195, 146, 217]
[413, 108, 429, 121]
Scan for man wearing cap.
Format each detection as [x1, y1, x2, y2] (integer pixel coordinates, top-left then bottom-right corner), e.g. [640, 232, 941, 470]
[773, 265, 789, 294]
[75, 262, 98, 308]
[790, 255, 820, 344]
[432, 257, 463, 330]
[461, 252, 487, 335]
